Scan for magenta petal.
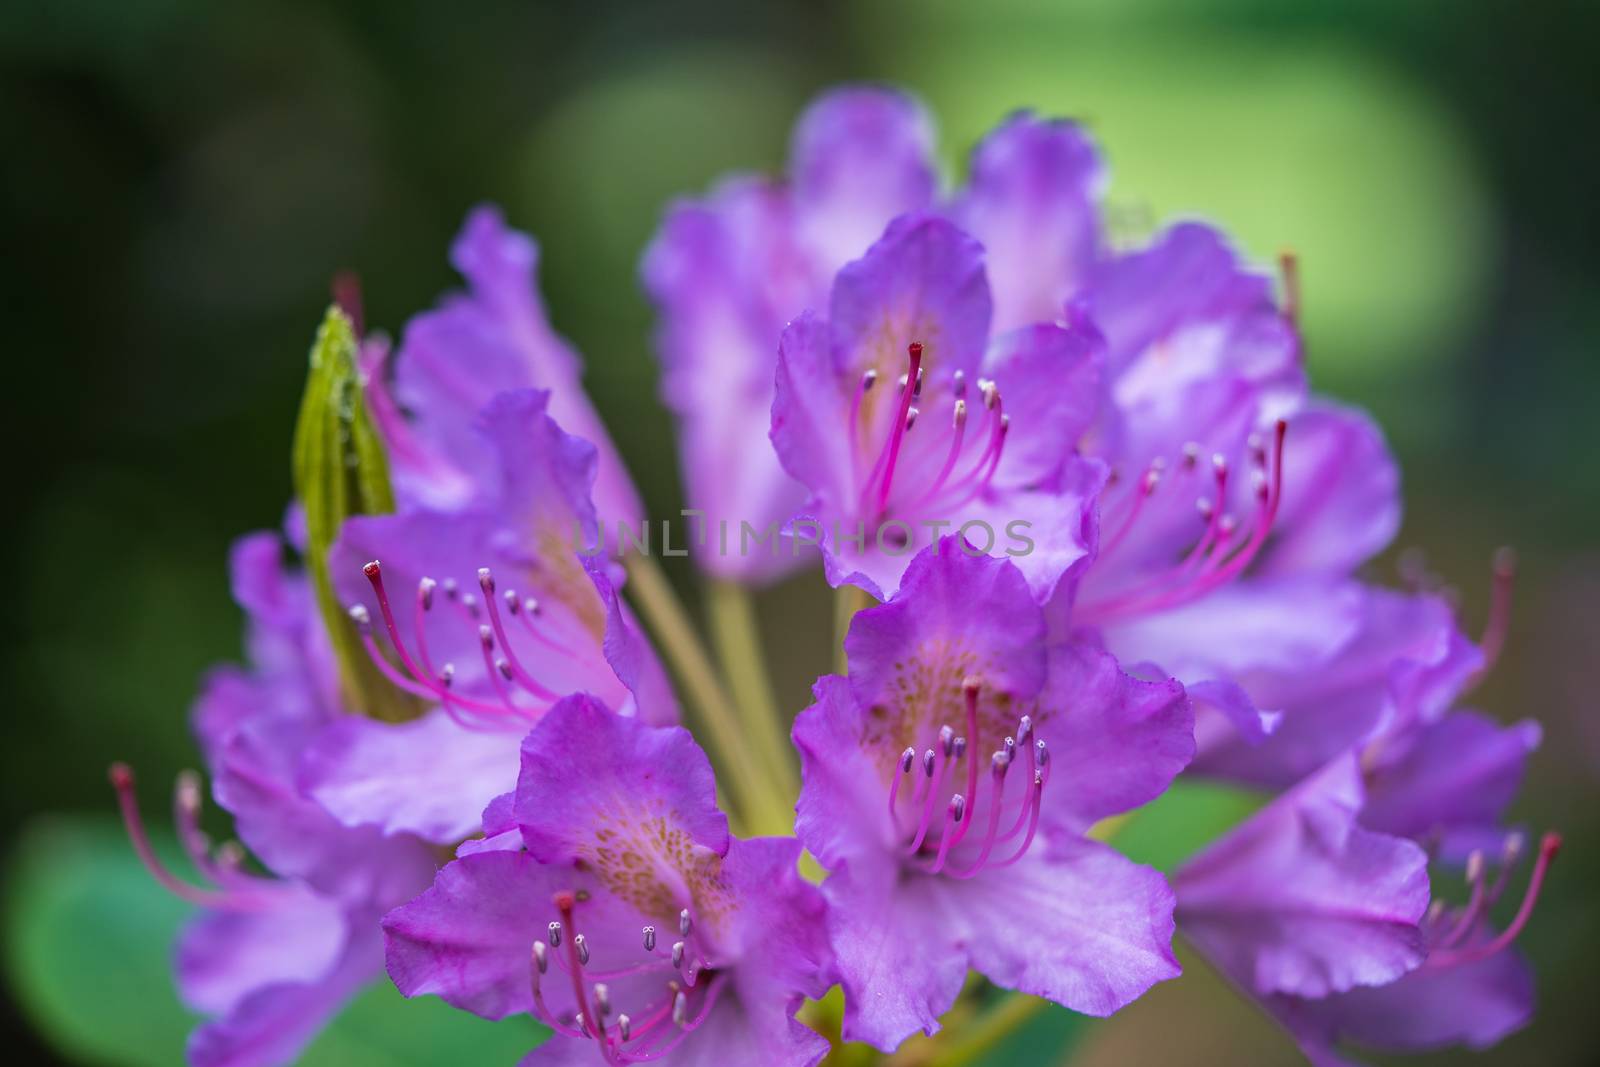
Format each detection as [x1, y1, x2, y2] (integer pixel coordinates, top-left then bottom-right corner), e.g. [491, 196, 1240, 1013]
[961, 837, 1181, 1015]
[1039, 642, 1194, 833]
[979, 322, 1103, 487]
[953, 112, 1105, 332]
[1178, 755, 1430, 998]
[513, 694, 730, 864]
[829, 214, 992, 383]
[1258, 403, 1401, 576]
[791, 87, 939, 276]
[770, 312, 853, 506]
[844, 542, 1048, 717]
[825, 858, 969, 1049]
[384, 851, 576, 1020]
[792, 675, 901, 872]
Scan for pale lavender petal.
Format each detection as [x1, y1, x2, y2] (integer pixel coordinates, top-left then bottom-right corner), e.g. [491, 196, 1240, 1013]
[187, 920, 380, 1067]
[791, 87, 938, 276]
[176, 886, 347, 1017]
[640, 178, 814, 579]
[1274, 948, 1534, 1056]
[1361, 710, 1541, 845]
[953, 112, 1105, 332]
[301, 708, 525, 844]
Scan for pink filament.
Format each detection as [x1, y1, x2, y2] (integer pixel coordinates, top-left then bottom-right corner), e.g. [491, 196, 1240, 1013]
[1426, 833, 1561, 970]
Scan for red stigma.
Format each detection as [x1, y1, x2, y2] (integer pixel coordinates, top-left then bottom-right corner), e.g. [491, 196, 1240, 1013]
[108, 762, 134, 790]
[907, 341, 923, 360]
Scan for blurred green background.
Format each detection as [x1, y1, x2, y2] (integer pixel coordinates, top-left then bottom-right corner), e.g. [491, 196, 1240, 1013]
[3, 0, 1596, 1063]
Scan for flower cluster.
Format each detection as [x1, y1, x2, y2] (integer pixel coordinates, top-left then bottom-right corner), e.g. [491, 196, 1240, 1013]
[111, 86, 1557, 1066]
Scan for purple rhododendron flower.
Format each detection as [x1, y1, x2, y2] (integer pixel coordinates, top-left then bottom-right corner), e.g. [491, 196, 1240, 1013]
[771, 213, 1104, 601]
[113, 530, 436, 1067]
[315, 389, 677, 846]
[384, 694, 833, 1065]
[642, 89, 938, 581]
[643, 89, 1111, 587]
[367, 205, 643, 530]
[791, 540, 1191, 1048]
[1177, 703, 1556, 1064]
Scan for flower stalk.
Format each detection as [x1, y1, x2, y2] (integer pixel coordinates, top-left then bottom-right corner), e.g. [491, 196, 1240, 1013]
[623, 552, 792, 835]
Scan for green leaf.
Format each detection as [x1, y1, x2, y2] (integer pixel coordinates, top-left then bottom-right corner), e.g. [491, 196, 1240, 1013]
[299, 981, 546, 1067]
[4, 816, 193, 1066]
[1112, 779, 1265, 875]
[4, 815, 548, 1066]
[291, 305, 419, 723]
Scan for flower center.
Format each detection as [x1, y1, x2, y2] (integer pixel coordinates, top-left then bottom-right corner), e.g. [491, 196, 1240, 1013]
[884, 678, 1050, 879]
[530, 893, 726, 1064]
[350, 561, 603, 732]
[849, 342, 1011, 525]
[1076, 418, 1288, 625]
[1420, 831, 1560, 971]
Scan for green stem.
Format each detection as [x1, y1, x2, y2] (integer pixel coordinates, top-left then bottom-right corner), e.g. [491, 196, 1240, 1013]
[706, 579, 798, 803]
[925, 995, 1047, 1067]
[623, 553, 790, 836]
[833, 584, 874, 675]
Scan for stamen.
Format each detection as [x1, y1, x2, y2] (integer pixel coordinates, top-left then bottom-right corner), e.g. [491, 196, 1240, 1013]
[479, 567, 560, 701]
[678, 909, 692, 937]
[1279, 249, 1301, 331]
[109, 764, 271, 911]
[1475, 547, 1517, 682]
[642, 926, 656, 953]
[1427, 832, 1561, 969]
[867, 342, 924, 517]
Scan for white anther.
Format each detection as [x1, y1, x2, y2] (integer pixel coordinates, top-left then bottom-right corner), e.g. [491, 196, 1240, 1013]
[672, 991, 688, 1027]
[672, 940, 686, 968]
[532, 940, 548, 974]
[419, 577, 437, 608]
[950, 795, 966, 822]
[477, 567, 494, 593]
[643, 925, 656, 952]
[953, 398, 968, 428]
[574, 933, 589, 965]
[594, 983, 610, 1016]
[347, 604, 372, 633]
[679, 909, 693, 937]
[547, 921, 562, 948]
[618, 1014, 632, 1041]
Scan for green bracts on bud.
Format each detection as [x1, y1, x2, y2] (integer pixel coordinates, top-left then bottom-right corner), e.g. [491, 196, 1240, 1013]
[292, 306, 420, 722]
